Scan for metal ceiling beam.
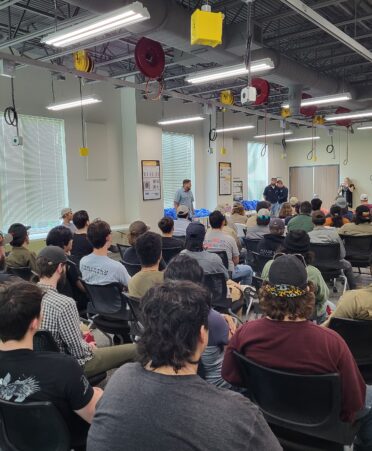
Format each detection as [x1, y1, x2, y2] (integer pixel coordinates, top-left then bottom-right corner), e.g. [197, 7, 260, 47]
[0, 0, 20, 11]
[12, 3, 65, 20]
[277, 0, 372, 63]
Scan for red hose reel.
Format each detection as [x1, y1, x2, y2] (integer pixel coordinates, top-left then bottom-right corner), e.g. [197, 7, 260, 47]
[251, 78, 270, 106]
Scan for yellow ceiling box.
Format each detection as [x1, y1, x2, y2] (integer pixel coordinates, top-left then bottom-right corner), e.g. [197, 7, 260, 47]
[281, 107, 292, 119]
[220, 147, 227, 155]
[220, 90, 234, 105]
[313, 115, 326, 126]
[79, 147, 89, 157]
[74, 50, 94, 73]
[191, 5, 224, 48]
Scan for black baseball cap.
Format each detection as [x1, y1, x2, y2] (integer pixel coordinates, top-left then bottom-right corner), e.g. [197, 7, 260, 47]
[268, 254, 307, 288]
[8, 223, 31, 245]
[38, 246, 67, 265]
[186, 222, 206, 240]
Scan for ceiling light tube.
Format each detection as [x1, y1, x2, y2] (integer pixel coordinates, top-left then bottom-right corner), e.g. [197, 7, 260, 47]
[216, 125, 255, 133]
[46, 97, 102, 111]
[254, 131, 293, 139]
[185, 58, 275, 85]
[42, 2, 150, 47]
[158, 116, 205, 126]
[282, 92, 352, 109]
[357, 125, 372, 130]
[285, 136, 320, 142]
[325, 110, 372, 121]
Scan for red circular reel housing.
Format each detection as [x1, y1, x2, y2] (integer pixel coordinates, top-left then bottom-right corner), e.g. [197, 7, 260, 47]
[251, 78, 270, 106]
[135, 37, 165, 79]
[300, 93, 317, 117]
[335, 106, 352, 127]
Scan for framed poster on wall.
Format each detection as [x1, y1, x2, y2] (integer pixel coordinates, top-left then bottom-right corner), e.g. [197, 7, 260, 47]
[219, 162, 232, 196]
[142, 160, 161, 201]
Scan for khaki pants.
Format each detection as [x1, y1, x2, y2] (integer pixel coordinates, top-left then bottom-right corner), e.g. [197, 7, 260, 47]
[83, 343, 137, 378]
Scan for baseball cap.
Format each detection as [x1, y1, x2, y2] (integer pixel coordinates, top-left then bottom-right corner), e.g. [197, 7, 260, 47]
[186, 222, 205, 240]
[257, 208, 270, 219]
[38, 246, 67, 265]
[335, 197, 347, 209]
[284, 230, 310, 253]
[268, 254, 308, 294]
[8, 223, 31, 245]
[360, 194, 369, 201]
[289, 196, 299, 207]
[0, 231, 12, 245]
[60, 208, 72, 219]
[269, 218, 285, 231]
[177, 205, 190, 216]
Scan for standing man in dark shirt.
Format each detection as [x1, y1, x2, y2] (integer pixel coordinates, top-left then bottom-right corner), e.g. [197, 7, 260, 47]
[276, 179, 288, 211]
[0, 281, 102, 445]
[263, 177, 279, 217]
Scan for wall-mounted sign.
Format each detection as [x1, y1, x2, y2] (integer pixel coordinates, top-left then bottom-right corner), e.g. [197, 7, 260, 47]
[142, 160, 161, 201]
[219, 162, 232, 196]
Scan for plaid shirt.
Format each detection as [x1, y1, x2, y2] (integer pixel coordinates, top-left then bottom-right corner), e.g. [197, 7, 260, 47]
[38, 283, 93, 366]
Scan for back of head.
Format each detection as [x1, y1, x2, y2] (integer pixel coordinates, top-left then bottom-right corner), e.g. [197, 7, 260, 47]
[46, 225, 73, 249]
[283, 230, 312, 263]
[138, 281, 210, 372]
[8, 223, 29, 247]
[329, 205, 344, 228]
[164, 254, 204, 284]
[209, 210, 225, 229]
[128, 221, 149, 246]
[269, 218, 285, 236]
[232, 204, 244, 216]
[312, 210, 326, 226]
[256, 209, 270, 226]
[36, 245, 67, 278]
[256, 201, 271, 213]
[135, 232, 162, 267]
[355, 205, 371, 224]
[73, 210, 89, 229]
[158, 217, 174, 234]
[278, 202, 292, 219]
[300, 201, 312, 215]
[185, 222, 205, 251]
[0, 282, 43, 342]
[87, 220, 111, 249]
[311, 198, 322, 211]
[176, 205, 190, 219]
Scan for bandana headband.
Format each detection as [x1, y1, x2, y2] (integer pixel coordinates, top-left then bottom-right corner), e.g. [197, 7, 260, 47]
[266, 284, 306, 298]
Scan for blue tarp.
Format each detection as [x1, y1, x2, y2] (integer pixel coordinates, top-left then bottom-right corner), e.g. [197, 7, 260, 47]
[164, 202, 259, 219]
[241, 200, 259, 211]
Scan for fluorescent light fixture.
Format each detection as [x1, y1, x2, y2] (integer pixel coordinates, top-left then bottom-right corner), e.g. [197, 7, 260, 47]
[282, 92, 352, 109]
[357, 124, 372, 130]
[42, 2, 150, 47]
[158, 116, 205, 126]
[285, 136, 320, 143]
[254, 131, 293, 139]
[216, 125, 255, 133]
[325, 110, 372, 121]
[185, 58, 274, 85]
[46, 97, 102, 111]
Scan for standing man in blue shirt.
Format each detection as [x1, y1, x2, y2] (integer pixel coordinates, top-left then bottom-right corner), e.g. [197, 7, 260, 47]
[174, 179, 194, 217]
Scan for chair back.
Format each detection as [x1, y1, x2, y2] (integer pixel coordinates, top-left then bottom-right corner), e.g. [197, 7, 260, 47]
[121, 260, 141, 277]
[83, 282, 129, 317]
[0, 399, 70, 451]
[162, 247, 183, 264]
[243, 237, 260, 253]
[124, 294, 144, 337]
[329, 317, 372, 365]
[252, 252, 271, 275]
[33, 330, 60, 353]
[203, 273, 230, 311]
[206, 250, 229, 270]
[340, 235, 372, 265]
[6, 266, 34, 281]
[117, 243, 131, 261]
[235, 223, 247, 238]
[310, 242, 341, 265]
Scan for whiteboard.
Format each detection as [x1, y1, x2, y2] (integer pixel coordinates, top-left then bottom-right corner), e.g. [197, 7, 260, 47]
[85, 122, 108, 180]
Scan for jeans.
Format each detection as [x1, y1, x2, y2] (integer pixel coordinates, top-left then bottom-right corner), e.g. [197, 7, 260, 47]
[232, 264, 253, 285]
[271, 202, 280, 218]
[354, 385, 372, 450]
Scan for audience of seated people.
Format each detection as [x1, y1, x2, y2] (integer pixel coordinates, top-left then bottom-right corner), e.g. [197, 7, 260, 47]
[245, 200, 271, 227]
[0, 281, 102, 445]
[289, 196, 299, 215]
[360, 193, 372, 212]
[222, 254, 372, 451]
[157, 216, 184, 248]
[128, 232, 164, 299]
[287, 201, 314, 232]
[36, 245, 136, 378]
[87, 281, 281, 451]
[278, 201, 292, 221]
[60, 207, 77, 233]
[0, 231, 11, 271]
[71, 210, 93, 264]
[5, 223, 37, 272]
[339, 205, 372, 236]
[325, 204, 349, 227]
[230, 203, 248, 225]
[335, 197, 354, 221]
[173, 205, 191, 237]
[245, 208, 271, 239]
[257, 218, 285, 259]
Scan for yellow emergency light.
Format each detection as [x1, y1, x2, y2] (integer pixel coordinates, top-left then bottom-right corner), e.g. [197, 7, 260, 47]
[281, 107, 292, 119]
[79, 147, 89, 157]
[191, 6, 224, 48]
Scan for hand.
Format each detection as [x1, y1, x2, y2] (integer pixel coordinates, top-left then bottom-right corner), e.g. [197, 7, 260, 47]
[223, 314, 237, 336]
[89, 342, 97, 350]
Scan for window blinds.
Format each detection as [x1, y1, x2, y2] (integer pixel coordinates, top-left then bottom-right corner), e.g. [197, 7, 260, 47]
[247, 142, 268, 201]
[0, 114, 69, 233]
[162, 132, 195, 209]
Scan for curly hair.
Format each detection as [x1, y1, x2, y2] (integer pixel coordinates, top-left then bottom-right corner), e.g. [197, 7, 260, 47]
[259, 281, 315, 321]
[279, 202, 292, 219]
[232, 204, 245, 216]
[329, 205, 344, 228]
[138, 281, 210, 372]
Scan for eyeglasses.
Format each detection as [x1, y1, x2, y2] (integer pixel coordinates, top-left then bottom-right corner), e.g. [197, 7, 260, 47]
[274, 252, 307, 267]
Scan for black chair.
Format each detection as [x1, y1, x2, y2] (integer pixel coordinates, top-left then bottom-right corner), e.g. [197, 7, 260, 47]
[121, 260, 141, 277]
[309, 242, 347, 292]
[233, 351, 363, 449]
[252, 252, 271, 275]
[340, 235, 372, 275]
[125, 294, 144, 340]
[242, 238, 261, 265]
[0, 398, 70, 451]
[6, 266, 36, 282]
[206, 249, 229, 270]
[162, 246, 183, 264]
[117, 243, 131, 261]
[329, 317, 372, 384]
[83, 283, 133, 345]
[203, 273, 231, 312]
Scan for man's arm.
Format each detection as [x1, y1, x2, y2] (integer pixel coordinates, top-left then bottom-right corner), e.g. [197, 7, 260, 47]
[75, 387, 103, 424]
[221, 327, 244, 386]
[174, 189, 181, 210]
[232, 256, 240, 266]
[322, 291, 358, 327]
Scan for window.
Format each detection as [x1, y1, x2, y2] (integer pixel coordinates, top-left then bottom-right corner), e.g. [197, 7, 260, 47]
[0, 114, 69, 233]
[247, 142, 268, 200]
[162, 132, 195, 209]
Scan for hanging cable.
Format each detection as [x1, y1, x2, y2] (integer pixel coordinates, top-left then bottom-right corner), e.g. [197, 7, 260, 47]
[261, 110, 267, 157]
[343, 127, 350, 165]
[4, 77, 19, 136]
[79, 77, 86, 149]
[244, 1, 254, 88]
[306, 127, 316, 161]
[326, 134, 335, 159]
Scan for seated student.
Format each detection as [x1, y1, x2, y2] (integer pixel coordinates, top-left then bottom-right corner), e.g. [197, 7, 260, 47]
[60, 207, 77, 233]
[360, 193, 372, 212]
[0, 231, 12, 272]
[71, 210, 93, 264]
[0, 281, 102, 444]
[287, 201, 314, 233]
[5, 223, 37, 272]
[221, 254, 371, 451]
[157, 217, 184, 249]
[128, 232, 164, 299]
[245, 201, 271, 227]
[181, 223, 228, 279]
[204, 211, 253, 285]
[261, 230, 329, 323]
[37, 246, 136, 378]
[325, 204, 350, 228]
[245, 208, 271, 240]
[335, 197, 353, 221]
[80, 220, 130, 287]
[230, 203, 247, 225]
[257, 218, 285, 259]
[123, 220, 149, 264]
[289, 196, 299, 214]
[309, 211, 356, 289]
[339, 205, 372, 236]
[311, 196, 329, 215]
[278, 202, 292, 220]
[173, 205, 191, 237]
[87, 281, 281, 451]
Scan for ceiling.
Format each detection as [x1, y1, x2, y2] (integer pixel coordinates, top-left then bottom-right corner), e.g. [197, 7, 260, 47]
[1, 0, 372, 121]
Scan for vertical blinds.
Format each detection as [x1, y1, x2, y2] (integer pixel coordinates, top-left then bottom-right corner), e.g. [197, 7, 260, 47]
[247, 142, 268, 201]
[0, 114, 69, 233]
[162, 132, 195, 209]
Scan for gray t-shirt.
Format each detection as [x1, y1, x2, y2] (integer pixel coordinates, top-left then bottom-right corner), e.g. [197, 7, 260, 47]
[87, 363, 282, 451]
[174, 188, 194, 212]
[62, 222, 77, 233]
[181, 249, 229, 279]
[80, 254, 130, 286]
[173, 218, 191, 237]
[204, 229, 239, 272]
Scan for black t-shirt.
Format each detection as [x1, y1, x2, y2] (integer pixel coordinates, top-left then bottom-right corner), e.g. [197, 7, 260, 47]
[0, 349, 93, 439]
[161, 236, 184, 249]
[71, 234, 93, 263]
